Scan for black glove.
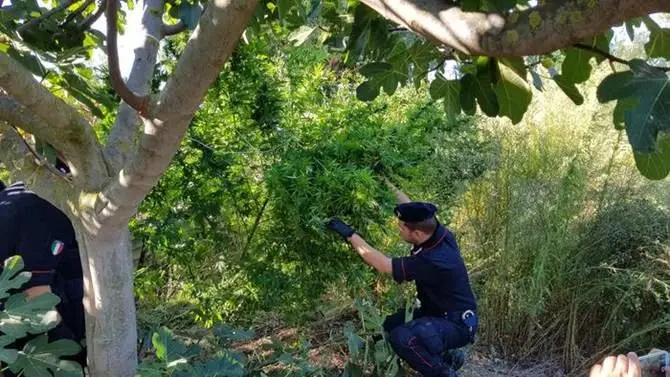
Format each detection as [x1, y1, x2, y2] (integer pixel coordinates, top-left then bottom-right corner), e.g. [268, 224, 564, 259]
[372, 161, 386, 175]
[326, 218, 355, 239]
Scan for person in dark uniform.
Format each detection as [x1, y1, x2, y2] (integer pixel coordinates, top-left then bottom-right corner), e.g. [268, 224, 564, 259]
[0, 178, 86, 372]
[327, 184, 478, 377]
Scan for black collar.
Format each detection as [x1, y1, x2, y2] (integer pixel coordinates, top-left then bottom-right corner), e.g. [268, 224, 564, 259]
[9, 182, 25, 189]
[412, 223, 447, 254]
[1, 182, 27, 197]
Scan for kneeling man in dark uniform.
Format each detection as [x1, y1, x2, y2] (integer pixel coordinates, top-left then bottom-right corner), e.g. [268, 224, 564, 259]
[327, 186, 478, 377]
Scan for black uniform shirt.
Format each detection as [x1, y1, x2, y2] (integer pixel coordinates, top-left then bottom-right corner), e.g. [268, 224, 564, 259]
[0, 182, 82, 289]
[391, 223, 477, 315]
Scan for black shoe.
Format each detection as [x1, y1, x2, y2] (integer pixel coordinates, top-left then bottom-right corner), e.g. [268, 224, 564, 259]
[443, 349, 465, 372]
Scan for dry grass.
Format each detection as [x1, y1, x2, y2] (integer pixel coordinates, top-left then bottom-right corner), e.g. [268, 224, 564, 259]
[230, 310, 563, 377]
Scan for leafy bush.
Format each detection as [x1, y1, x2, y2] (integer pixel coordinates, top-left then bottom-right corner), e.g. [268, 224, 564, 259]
[137, 323, 321, 377]
[340, 299, 413, 377]
[133, 32, 491, 324]
[0, 256, 83, 377]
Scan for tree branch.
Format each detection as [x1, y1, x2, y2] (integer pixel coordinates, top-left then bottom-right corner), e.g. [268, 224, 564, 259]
[104, 0, 165, 174]
[0, 55, 108, 189]
[99, 0, 259, 227]
[65, 0, 95, 25]
[573, 43, 670, 72]
[106, 0, 150, 116]
[0, 123, 74, 214]
[359, 0, 670, 57]
[0, 95, 73, 182]
[242, 196, 270, 258]
[78, 0, 106, 30]
[16, 0, 77, 33]
[573, 43, 629, 65]
[162, 21, 187, 36]
[10, 125, 72, 183]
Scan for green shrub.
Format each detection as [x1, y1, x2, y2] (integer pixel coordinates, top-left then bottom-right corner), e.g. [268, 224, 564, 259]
[133, 33, 491, 324]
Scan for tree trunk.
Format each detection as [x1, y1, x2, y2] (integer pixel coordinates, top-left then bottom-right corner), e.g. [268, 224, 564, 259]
[77, 226, 137, 377]
[2, 2, 259, 376]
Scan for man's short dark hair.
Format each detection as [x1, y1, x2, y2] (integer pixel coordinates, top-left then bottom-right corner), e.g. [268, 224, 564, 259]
[0, 180, 5, 191]
[404, 217, 437, 234]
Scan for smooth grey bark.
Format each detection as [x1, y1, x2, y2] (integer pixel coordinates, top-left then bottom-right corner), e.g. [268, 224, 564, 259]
[104, 0, 165, 174]
[0, 1, 259, 376]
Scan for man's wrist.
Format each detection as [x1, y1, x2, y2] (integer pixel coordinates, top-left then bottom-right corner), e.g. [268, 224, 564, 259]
[348, 233, 362, 246]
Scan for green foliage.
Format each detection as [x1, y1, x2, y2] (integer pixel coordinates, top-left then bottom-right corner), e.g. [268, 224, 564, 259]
[0, 256, 83, 377]
[452, 86, 670, 371]
[134, 30, 490, 324]
[644, 18, 670, 59]
[9, 1, 670, 372]
[553, 74, 585, 105]
[429, 73, 461, 123]
[137, 326, 245, 377]
[137, 322, 327, 377]
[0, 168, 9, 184]
[254, 1, 670, 178]
[3, 0, 670, 180]
[0, 0, 116, 118]
[494, 59, 532, 124]
[597, 60, 670, 179]
[0, 257, 61, 339]
[0, 256, 32, 300]
[561, 35, 610, 85]
[9, 336, 83, 377]
[341, 300, 402, 377]
[177, 1, 202, 31]
[152, 327, 202, 367]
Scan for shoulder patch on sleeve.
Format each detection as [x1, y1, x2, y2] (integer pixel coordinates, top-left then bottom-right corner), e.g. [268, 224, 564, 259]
[51, 240, 65, 256]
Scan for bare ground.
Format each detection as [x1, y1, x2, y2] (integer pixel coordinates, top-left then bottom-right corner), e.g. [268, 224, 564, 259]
[232, 311, 565, 377]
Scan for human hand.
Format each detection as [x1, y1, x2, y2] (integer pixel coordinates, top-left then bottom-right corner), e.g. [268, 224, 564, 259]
[326, 218, 355, 240]
[590, 353, 641, 377]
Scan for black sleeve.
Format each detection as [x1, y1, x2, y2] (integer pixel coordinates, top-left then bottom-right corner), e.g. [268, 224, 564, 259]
[16, 200, 74, 288]
[391, 256, 438, 284]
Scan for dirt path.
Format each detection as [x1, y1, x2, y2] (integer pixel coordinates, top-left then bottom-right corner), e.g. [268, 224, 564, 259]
[459, 352, 563, 377]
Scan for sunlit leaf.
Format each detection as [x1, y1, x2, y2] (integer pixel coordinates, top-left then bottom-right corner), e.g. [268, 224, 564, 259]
[554, 75, 584, 105]
[597, 60, 670, 179]
[9, 336, 82, 377]
[0, 292, 61, 338]
[288, 25, 318, 46]
[494, 59, 531, 124]
[0, 256, 30, 300]
[152, 327, 201, 366]
[646, 26, 670, 59]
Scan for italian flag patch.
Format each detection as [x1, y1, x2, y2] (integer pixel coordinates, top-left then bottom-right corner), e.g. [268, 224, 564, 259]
[51, 240, 65, 256]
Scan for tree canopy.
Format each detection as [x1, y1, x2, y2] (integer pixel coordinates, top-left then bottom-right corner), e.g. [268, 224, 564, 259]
[2, 1, 670, 180]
